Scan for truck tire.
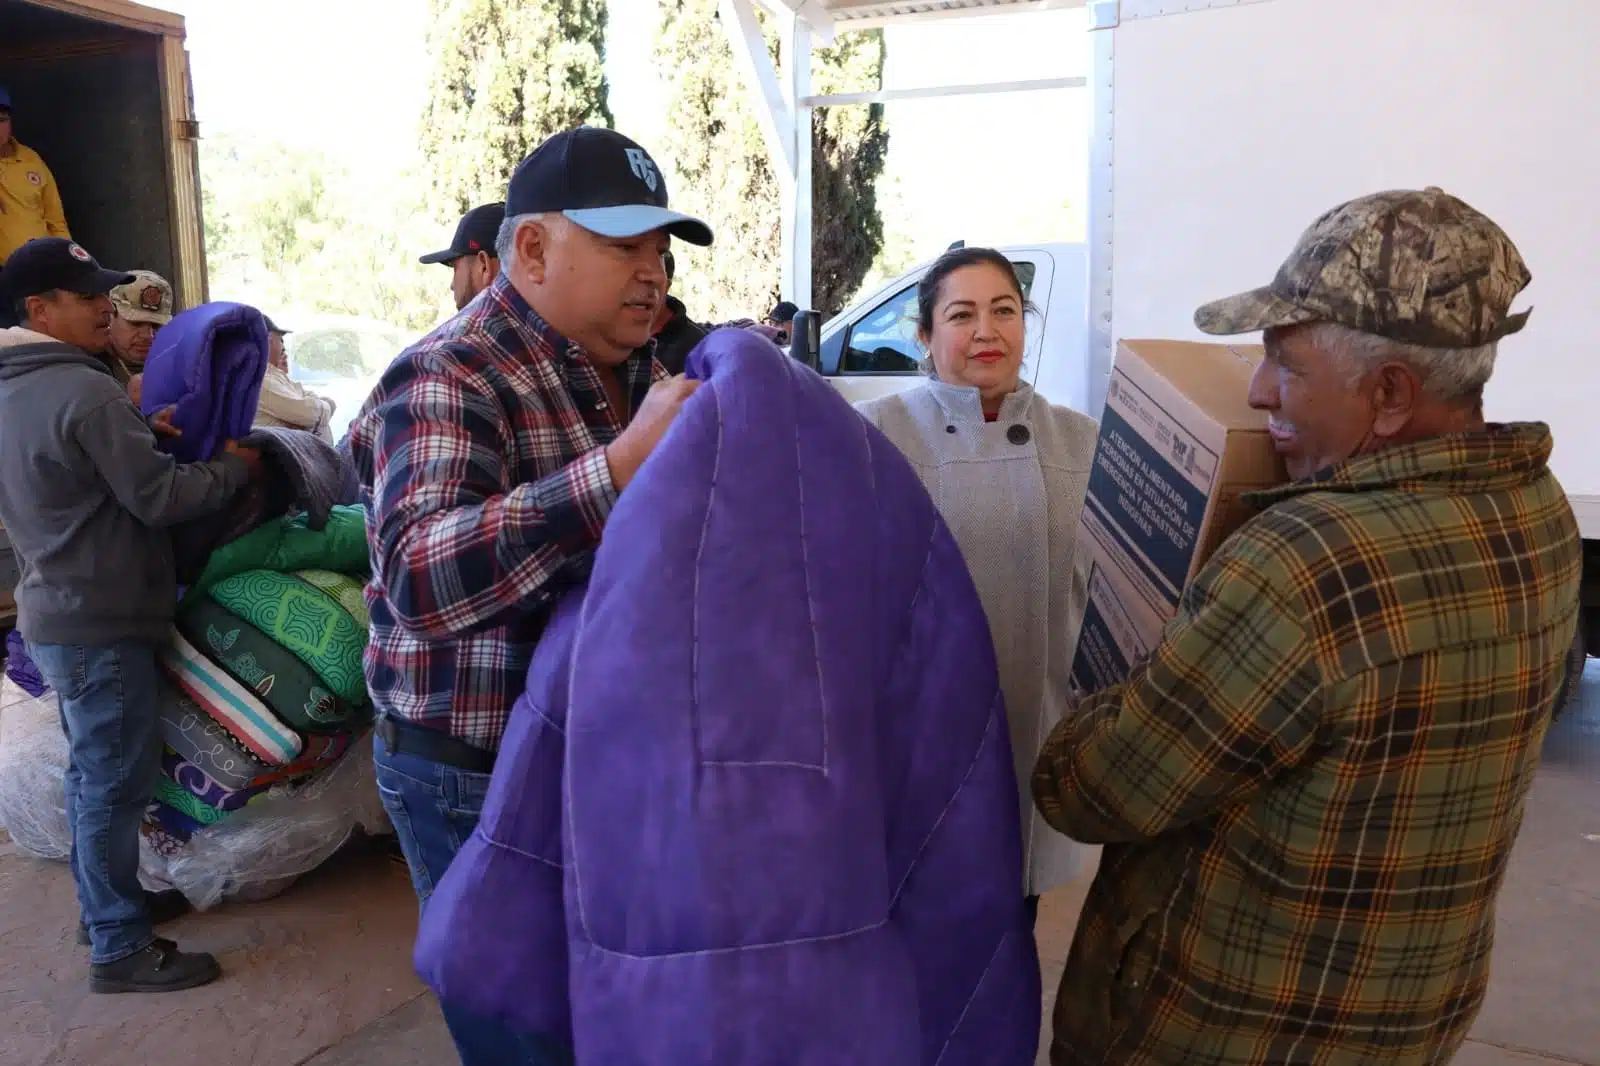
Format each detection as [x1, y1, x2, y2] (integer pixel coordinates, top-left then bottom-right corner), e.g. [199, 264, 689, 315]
[1553, 612, 1589, 721]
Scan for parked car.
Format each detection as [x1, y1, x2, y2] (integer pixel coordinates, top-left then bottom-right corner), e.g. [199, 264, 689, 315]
[284, 316, 412, 442]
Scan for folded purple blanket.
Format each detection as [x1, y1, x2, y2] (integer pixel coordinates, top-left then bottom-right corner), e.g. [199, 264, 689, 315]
[4, 629, 47, 698]
[140, 302, 269, 463]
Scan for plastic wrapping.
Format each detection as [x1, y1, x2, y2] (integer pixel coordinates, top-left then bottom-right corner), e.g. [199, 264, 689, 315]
[0, 675, 391, 909]
[0, 676, 70, 860]
[140, 738, 391, 909]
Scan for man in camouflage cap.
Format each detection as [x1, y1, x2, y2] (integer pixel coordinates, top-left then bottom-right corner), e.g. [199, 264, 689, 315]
[1033, 188, 1582, 1066]
[105, 270, 173, 386]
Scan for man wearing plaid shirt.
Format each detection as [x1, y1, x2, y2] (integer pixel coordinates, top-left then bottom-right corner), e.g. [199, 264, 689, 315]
[347, 126, 712, 1066]
[1033, 188, 1583, 1066]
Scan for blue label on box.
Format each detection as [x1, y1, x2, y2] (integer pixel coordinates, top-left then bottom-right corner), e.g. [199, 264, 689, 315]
[1069, 596, 1130, 697]
[1082, 402, 1210, 599]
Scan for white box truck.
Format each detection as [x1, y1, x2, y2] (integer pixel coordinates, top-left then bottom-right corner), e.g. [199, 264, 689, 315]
[0, 0, 206, 306]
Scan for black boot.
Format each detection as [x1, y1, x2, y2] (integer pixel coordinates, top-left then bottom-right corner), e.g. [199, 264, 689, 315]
[76, 889, 192, 946]
[89, 937, 221, 994]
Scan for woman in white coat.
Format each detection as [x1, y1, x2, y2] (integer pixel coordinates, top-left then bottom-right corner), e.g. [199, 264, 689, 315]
[856, 247, 1098, 922]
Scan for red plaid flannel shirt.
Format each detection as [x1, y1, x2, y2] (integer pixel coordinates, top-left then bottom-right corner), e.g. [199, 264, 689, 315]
[347, 275, 665, 751]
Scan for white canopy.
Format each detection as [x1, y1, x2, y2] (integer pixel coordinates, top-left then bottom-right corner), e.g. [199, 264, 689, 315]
[720, 0, 1087, 307]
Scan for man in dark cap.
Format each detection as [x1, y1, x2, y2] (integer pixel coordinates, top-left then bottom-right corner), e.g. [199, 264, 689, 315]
[638, 247, 708, 374]
[1033, 188, 1582, 1066]
[0, 238, 257, 994]
[760, 299, 799, 347]
[767, 299, 798, 331]
[349, 127, 712, 1063]
[421, 202, 506, 311]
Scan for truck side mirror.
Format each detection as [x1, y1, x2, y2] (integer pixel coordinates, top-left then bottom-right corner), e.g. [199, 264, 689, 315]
[788, 309, 821, 371]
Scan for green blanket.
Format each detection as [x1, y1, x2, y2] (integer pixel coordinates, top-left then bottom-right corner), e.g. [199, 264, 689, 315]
[295, 569, 371, 630]
[209, 570, 370, 706]
[178, 597, 366, 734]
[181, 505, 369, 604]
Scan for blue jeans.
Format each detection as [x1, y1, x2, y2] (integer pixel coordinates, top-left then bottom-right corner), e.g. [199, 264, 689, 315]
[373, 735, 573, 1066]
[28, 640, 162, 965]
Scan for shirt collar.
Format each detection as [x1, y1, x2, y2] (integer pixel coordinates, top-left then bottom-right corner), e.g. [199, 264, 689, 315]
[924, 377, 1037, 423]
[1245, 422, 1555, 510]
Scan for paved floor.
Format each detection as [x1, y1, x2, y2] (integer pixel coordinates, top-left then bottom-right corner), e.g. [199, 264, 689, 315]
[2, 662, 1595, 1065]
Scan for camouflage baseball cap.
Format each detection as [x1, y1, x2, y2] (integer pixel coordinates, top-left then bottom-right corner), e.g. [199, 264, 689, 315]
[1194, 187, 1531, 348]
[109, 270, 174, 326]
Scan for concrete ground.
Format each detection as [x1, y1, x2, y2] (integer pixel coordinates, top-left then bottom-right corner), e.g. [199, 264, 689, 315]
[1, 662, 1595, 1066]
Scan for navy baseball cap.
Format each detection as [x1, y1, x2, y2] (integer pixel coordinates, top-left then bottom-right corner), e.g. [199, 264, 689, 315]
[0, 86, 11, 111]
[0, 238, 133, 304]
[420, 202, 506, 265]
[506, 127, 713, 247]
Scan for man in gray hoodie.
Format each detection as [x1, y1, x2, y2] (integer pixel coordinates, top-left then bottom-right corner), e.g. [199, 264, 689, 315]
[0, 238, 256, 994]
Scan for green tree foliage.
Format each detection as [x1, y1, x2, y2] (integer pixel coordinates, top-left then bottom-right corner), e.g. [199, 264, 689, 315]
[421, 0, 614, 219]
[656, 0, 889, 321]
[810, 30, 889, 316]
[200, 132, 447, 335]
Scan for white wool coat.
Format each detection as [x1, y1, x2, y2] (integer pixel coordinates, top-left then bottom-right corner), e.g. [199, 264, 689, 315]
[857, 379, 1099, 896]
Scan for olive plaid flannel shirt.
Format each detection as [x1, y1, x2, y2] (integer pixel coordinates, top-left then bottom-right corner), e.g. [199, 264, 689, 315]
[1034, 423, 1582, 1066]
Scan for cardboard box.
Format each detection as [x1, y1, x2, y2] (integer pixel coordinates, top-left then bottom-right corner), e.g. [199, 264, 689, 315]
[1068, 339, 1286, 697]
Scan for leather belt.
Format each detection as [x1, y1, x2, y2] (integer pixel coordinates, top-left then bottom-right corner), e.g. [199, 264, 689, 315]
[374, 715, 496, 775]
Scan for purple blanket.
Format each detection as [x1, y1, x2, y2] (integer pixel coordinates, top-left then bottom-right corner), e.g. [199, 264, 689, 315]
[415, 330, 1040, 1064]
[140, 302, 269, 463]
[4, 629, 47, 698]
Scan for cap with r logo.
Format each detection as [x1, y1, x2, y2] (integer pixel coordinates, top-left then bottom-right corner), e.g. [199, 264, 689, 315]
[505, 126, 713, 247]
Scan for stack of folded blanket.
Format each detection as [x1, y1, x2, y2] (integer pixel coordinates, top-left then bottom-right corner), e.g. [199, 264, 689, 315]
[0, 302, 383, 898]
[141, 505, 374, 854]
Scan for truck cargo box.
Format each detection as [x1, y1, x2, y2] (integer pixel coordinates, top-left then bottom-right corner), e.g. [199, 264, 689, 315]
[0, 0, 204, 306]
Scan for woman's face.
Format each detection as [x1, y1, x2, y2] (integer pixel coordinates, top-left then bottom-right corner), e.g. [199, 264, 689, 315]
[921, 263, 1026, 402]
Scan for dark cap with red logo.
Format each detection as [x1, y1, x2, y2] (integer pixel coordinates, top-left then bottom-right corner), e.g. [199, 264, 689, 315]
[0, 237, 133, 304]
[420, 202, 506, 265]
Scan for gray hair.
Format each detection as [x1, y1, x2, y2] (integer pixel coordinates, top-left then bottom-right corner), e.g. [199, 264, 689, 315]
[494, 212, 545, 268]
[1304, 321, 1498, 405]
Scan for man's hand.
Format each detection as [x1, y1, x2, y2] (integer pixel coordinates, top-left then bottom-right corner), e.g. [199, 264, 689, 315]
[148, 403, 181, 439]
[605, 376, 701, 489]
[222, 439, 263, 472]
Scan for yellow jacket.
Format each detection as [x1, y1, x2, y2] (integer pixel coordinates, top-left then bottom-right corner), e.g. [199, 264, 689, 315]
[0, 140, 70, 263]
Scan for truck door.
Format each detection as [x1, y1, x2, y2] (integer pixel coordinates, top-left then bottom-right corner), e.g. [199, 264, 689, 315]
[157, 33, 206, 308]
